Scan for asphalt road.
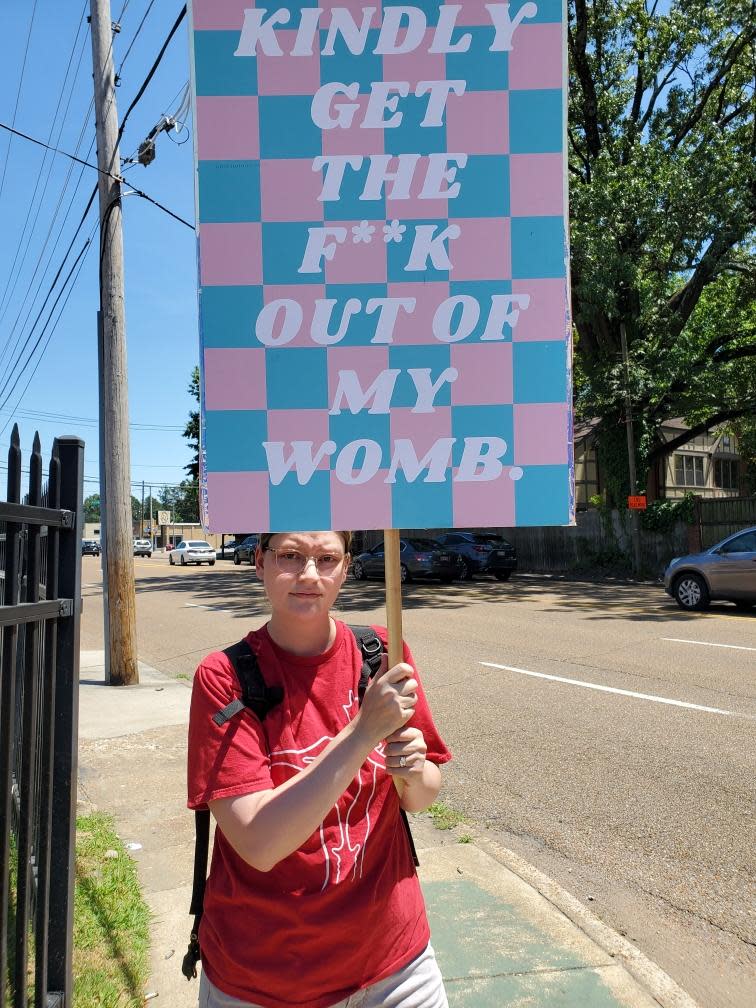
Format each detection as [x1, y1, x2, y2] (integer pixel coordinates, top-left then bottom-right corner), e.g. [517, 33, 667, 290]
[80, 555, 756, 1008]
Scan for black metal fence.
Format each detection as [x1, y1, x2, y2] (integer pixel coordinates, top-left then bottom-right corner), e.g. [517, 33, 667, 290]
[0, 426, 84, 1008]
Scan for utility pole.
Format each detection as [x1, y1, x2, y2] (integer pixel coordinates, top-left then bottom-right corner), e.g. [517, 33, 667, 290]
[90, 0, 138, 685]
[620, 323, 642, 575]
[140, 480, 145, 537]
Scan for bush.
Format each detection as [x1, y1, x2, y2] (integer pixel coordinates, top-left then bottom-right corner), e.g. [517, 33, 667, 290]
[640, 492, 697, 532]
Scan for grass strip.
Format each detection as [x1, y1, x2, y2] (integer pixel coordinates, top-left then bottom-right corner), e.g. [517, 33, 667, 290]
[6, 813, 150, 1007]
[72, 812, 151, 1008]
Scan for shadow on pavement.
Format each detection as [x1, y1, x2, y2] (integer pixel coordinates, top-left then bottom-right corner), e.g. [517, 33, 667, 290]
[131, 562, 753, 623]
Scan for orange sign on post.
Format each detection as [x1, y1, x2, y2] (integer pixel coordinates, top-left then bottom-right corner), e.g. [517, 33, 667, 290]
[628, 495, 647, 510]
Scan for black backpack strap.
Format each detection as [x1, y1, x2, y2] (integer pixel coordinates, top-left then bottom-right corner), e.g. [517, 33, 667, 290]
[348, 625, 420, 869]
[186, 641, 283, 980]
[182, 808, 210, 980]
[349, 624, 384, 702]
[212, 639, 284, 725]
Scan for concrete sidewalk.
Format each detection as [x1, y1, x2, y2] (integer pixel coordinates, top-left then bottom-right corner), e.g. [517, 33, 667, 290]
[76, 652, 698, 1008]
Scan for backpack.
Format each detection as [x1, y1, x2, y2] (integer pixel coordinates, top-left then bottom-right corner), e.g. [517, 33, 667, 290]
[182, 624, 419, 981]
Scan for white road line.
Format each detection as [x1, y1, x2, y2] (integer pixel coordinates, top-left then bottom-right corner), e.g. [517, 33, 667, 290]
[662, 637, 756, 653]
[480, 662, 737, 716]
[184, 602, 236, 614]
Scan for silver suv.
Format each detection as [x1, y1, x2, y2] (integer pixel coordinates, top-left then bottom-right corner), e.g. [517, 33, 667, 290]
[133, 538, 152, 558]
[664, 526, 756, 611]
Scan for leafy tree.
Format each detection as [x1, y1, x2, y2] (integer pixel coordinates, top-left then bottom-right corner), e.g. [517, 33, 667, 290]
[131, 495, 143, 524]
[732, 416, 756, 492]
[568, 0, 756, 502]
[83, 493, 100, 522]
[184, 366, 200, 482]
[156, 482, 199, 523]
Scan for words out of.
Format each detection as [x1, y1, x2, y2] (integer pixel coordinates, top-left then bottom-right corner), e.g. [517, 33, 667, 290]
[254, 294, 531, 346]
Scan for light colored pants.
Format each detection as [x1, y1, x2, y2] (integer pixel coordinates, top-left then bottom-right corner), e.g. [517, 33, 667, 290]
[198, 943, 448, 1008]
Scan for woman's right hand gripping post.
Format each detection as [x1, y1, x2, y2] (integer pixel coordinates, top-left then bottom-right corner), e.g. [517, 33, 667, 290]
[355, 654, 418, 750]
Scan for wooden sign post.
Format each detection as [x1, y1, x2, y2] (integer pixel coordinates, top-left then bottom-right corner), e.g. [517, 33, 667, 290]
[383, 529, 404, 668]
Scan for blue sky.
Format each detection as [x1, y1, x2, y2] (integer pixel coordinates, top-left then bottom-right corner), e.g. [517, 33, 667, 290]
[0, 0, 198, 501]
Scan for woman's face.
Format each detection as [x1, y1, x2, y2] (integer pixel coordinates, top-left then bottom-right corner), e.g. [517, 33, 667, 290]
[255, 531, 349, 621]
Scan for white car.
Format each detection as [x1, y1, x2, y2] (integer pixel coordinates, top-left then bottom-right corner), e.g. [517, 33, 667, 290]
[133, 538, 152, 558]
[169, 540, 216, 566]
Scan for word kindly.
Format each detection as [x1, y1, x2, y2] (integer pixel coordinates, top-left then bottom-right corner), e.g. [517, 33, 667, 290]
[235, 4, 538, 58]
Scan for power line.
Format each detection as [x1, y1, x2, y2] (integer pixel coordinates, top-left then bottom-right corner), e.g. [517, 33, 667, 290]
[0, 406, 184, 431]
[117, 0, 158, 70]
[0, 113, 97, 371]
[0, 2, 89, 321]
[0, 0, 142, 365]
[0, 0, 40, 206]
[0, 123, 125, 185]
[0, 3, 193, 431]
[117, 6, 187, 147]
[0, 191, 97, 387]
[0, 239, 92, 420]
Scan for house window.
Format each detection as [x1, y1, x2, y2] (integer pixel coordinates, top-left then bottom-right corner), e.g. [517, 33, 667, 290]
[720, 434, 733, 452]
[674, 454, 704, 487]
[714, 458, 738, 490]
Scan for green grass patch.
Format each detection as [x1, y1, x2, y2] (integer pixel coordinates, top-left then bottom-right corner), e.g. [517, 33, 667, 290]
[5, 813, 149, 1008]
[72, 812, 150, 1008]
[426, 801, 467, 831]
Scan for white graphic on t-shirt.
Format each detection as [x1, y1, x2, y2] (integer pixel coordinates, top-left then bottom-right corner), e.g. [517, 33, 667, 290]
[269, 688, 385, 891]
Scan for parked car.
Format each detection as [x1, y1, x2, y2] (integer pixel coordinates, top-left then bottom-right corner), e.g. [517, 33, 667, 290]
[351, 538, 459, 584]
[664, 526, 756, 611]
[81, 539, 100, 557]
[216, 539, 241, 559]
[133, 538, 152, 558]
[435, 531, 518, 580]
[233, 535, 259, 565]
[168, 540, 216, 566]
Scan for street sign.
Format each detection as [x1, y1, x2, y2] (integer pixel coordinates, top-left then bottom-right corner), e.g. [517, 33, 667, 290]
[157, 510, 171, 526]
[627, 496, 647, 510]
[189, 0, 574, 532]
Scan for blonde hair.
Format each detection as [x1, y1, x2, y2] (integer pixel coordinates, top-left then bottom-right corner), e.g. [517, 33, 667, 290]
[259, 531, 352, 554]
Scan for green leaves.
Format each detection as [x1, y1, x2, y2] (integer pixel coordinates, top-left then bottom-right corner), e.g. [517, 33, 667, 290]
[568, 0, 756, 485]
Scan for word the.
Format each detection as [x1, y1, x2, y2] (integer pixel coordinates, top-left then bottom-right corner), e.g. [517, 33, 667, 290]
[313, 154, 468, 202]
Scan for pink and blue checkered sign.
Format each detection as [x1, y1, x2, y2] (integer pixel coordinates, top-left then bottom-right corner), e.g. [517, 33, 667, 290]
[189, 0, 574, 532]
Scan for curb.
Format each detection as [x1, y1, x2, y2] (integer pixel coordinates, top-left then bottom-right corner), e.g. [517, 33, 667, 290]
[464, 826, 702, 1008]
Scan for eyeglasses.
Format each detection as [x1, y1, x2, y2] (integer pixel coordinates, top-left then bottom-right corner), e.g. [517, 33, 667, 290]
[265, 547, 346, 576]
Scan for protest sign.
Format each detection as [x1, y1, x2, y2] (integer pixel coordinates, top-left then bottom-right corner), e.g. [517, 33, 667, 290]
[189, 0, 573, 533]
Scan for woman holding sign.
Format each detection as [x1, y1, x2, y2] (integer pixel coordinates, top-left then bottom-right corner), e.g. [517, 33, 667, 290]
[188, 530, 451, 1008]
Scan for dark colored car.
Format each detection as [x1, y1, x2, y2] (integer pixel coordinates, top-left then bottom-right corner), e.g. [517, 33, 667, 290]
[664, 526, 756, 611]
[351, 538, 459, 584]
[216, 539, 241, 559]
[435, 531, 517, 581]
[233, 535, 259, 565]
[81, 539, 101, 557]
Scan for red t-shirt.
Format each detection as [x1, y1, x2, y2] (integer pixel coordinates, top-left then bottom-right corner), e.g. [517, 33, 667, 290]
[187, 621, 451, 1008]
